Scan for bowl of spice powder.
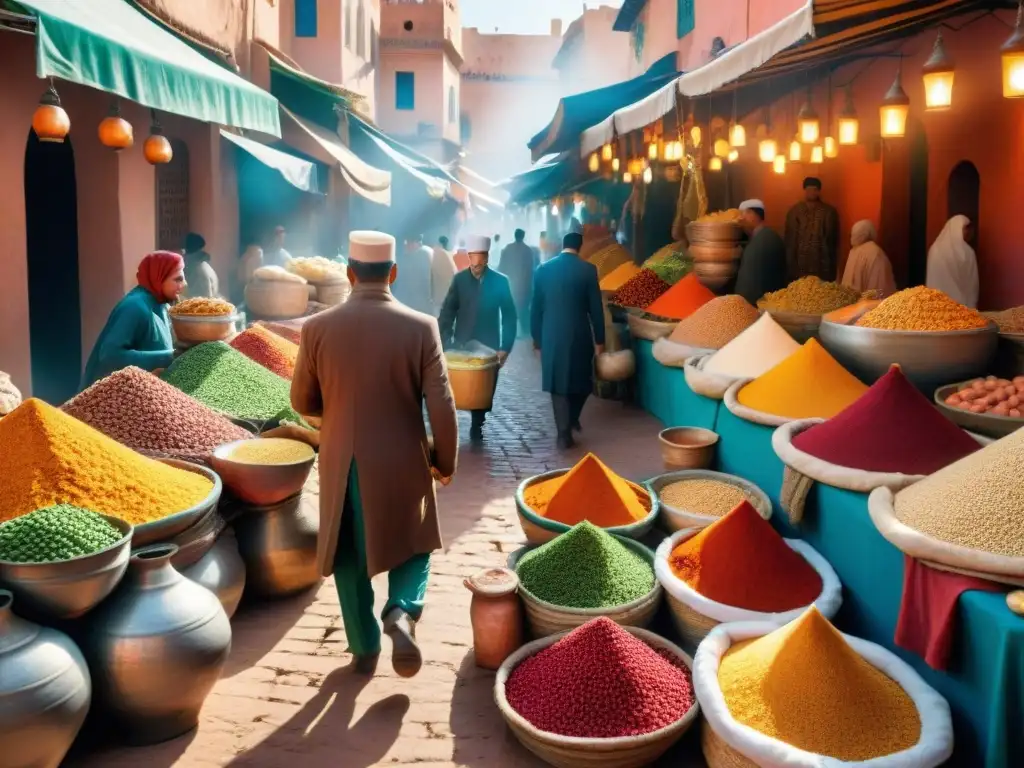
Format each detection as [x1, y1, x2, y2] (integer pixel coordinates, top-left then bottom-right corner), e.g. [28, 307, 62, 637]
[648, 469, 771, 531]
[694, 608, 952, 768]
[496, 618, 699, 767]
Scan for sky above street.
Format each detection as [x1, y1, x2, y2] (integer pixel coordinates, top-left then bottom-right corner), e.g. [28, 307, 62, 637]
[462, 0, 622, 35]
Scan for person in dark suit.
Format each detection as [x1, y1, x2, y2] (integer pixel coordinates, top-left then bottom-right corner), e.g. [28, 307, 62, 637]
[531, 231, 605, 450]
[734, 199, 788, 306]
[438, 235, 517, 441]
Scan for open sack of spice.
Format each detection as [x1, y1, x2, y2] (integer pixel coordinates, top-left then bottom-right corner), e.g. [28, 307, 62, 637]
[772, 364, 986, 524]
[693, 608, 954, 768]
[723, 338, 867, 428]
[684, 313, 799, 400]
[869, 424, 1024, 587]
[654, 501, 841, 647]
[652, 295, 758, 369]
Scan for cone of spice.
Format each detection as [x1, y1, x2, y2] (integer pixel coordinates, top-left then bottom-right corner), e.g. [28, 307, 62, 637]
[792, 365, 980, 474]
[599, 262, 641, 292]
[504, 617, 695, 738]
[644, 273, 715, 321]
[230, 324, 300, 379]
[715, 608, 922, 761]
[610, 269, 671, 309]
[524, 454, 649, 527]
[703, 313, 800, 379]
[668, 295, 759, 349]
[668, 501, 822, 612]
[735, 338, 867, 420]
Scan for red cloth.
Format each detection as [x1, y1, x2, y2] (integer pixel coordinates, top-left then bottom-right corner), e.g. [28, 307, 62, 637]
[895, 556, 1003, 670]
[137, 251, 184, 302]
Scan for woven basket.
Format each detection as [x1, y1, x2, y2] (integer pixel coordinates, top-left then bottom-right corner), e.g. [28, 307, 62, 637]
[686, 221, 743, 244]
[647, 469, 771, 532]
[494, 627, 700, 768]
[506, 538, 662, 638]
[626, 312, 678, 341]
[515, 469, 659, 545]
[245, 280, 309, 319]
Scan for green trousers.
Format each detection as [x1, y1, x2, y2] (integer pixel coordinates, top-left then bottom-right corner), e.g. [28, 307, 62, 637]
[332, 463, 431, 657]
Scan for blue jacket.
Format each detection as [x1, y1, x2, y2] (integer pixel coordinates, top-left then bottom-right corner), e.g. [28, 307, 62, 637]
[82, 286, 174, 388]
[438, 267, 517, 354]
[531, 251, 605, 396]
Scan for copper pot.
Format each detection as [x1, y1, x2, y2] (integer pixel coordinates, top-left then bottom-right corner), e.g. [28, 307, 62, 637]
[464, 568, 523, 670]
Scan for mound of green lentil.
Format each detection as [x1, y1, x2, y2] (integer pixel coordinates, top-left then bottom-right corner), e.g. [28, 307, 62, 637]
[0, 504, 124, 563]
[515, 522, 655, 609]
[648, 251, 694, 286]
[162, 341, 303, 423]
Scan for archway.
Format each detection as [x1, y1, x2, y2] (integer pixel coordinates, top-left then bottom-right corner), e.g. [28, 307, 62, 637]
[24, 129, 82, 403]
[947, 160, 980, 242]
[157, 139, 190, 252]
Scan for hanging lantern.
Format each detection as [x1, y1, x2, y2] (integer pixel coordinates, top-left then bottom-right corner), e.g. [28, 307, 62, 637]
[773, 155, 787, 174]
[622, 171, 633, 184]
[838, 85, 859, 145]
[922, 31, 955, 110]
[32, 84, 71, 143]
[99, 101, 133, 150]
[880, 64, 911, 138]
[690, 125, 702, 148]
[601, 143, 613, 161]
[708, 156, 723, 172]
[551, 204, 559, 216]
[727, 148, 739, 163]
[810, 145, 824, 164]
[1003, 1, 1024, 98]
[758, 137, 777, 163]
[789, 139, 802, 162]
[729, 122, 746, 147]
[628, 158, 646, 176]
[824, 136, 839, 158]
[611, 157, 620, 172]
[643, 166, 653, 184]
[647, 141, 658, 160]
[713, 138, 731, 158]
[588, 152, 600, 173]
[798, 89, 820, 144]
[143, 114, 173, 165]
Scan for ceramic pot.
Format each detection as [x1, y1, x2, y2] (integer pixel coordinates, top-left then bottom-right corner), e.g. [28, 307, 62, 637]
[464, 568, 523, 671]
[82, 545, 231, 746]
[180, 529, 247, 619]
[0, 589, 91, 768]
[233, 492, 321, 599]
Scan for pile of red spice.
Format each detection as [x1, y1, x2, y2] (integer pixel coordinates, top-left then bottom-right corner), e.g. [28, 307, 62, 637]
[504, 617, 694, 738]
[610, 269, 670, 310]
[256, 319, 305, 346]
[230, 325, 299, 379]
[792, 364, 980, 474]
[644, 273, 716, 321]
[669, 500, 822, 612]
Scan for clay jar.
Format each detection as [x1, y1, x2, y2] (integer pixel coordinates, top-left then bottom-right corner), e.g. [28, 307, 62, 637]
[464, 568, 523, 670]
[82, 544, 231, 746]
[0, 589, 91, 768]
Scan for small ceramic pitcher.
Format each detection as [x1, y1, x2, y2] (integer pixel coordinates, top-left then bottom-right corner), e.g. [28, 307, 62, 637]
[464, 567, 523, 670]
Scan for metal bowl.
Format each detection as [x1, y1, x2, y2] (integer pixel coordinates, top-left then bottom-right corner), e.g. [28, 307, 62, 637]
[0, 515, 133, 621]
[759, 309, 822, 343]
[210, 439, 316, 506]
[133, 460, 223, 547]
[819, 319, 998, 393]
[170, 313, 238, 344]
[934, 381, 1024, 438]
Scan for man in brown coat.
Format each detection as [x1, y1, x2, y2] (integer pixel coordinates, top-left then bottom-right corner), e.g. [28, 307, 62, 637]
[291, 230, 459, 677]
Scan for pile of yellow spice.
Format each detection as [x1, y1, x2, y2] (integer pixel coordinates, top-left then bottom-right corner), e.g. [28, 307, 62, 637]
[856, 287, 988, 331]
[170, 297, 236, 317]
[759, 276, 861, 315]
[224, 438, 314, 465]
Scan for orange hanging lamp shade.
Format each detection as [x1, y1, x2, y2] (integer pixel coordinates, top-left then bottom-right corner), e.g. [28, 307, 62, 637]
[879, 66, 911, 138]
[99, 101, 133, 150]
[1002, 1, 1024, 98]
[837, 85, 859, 146]
[922, 31, 955, 110]
[144, 127, 173, 165]
[32, 85, 70, 143]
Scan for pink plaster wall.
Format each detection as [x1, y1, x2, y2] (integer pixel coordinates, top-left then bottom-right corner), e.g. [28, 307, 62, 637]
[555, 7, 633, 93]
[378, 51, 445, 137]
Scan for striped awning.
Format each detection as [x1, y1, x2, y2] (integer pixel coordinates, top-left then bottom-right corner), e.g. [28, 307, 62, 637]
[581, 0, 993, 156]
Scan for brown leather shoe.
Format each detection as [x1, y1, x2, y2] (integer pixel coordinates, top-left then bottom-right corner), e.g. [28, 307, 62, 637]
[383, 609, 422, 678]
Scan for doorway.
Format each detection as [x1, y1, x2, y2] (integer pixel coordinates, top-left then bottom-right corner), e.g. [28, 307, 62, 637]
[157, 139, 190, 252]
[947, 161, 980, 240]
[907, 128, 929, 287]
[24, 129, 82, 404]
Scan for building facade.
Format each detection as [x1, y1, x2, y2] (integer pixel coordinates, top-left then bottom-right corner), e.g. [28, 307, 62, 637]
[552, 5, 634, 94]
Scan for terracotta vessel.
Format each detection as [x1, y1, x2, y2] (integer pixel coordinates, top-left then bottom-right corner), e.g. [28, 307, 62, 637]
[464, 568, 523, 670]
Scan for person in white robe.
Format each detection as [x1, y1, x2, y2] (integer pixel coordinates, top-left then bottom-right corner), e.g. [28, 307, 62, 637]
[926, 215, 978, 307]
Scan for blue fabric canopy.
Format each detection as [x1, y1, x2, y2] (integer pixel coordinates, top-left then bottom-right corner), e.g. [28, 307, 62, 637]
[501, 153, 578, 206]
[220, 131, 319, 194]
[528, 53, 680, 162]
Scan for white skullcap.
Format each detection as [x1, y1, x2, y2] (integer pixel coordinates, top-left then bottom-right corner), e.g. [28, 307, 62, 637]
[739, 199, 765, 211]
[464, 234, 491, 253]
[349, 231, 395, 263]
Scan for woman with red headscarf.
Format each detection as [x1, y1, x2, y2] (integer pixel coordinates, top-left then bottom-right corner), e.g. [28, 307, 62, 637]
[81, 251, 186, 388]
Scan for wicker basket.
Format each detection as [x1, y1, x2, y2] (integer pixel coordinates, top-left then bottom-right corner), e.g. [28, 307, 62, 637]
[170, 313, 237, 345]
[626, 311, 678, 341]
[689, 243, 743, 264]
[494, 627, 700, 768]
[316, 280, 352, 306]
[686, 221, 743, 244]
[648, 469, 772, 532]
[245, 280, 309, 320]
[759, 308, 822, 343]
[657, 427, 718, 470]
[506, 539, 662, 638]
[693, 262, 738, 292]
[515, 469, 659, 544]
[447, 361, 499, 411]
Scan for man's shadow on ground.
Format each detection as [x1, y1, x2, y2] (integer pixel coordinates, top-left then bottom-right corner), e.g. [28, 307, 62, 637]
[227, 663, 409, 768]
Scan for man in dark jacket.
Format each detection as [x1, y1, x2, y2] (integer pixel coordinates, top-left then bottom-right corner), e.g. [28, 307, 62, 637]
[498, 228, 535, 338]
[734, 199, 788, 306]
[438, 234, 517, 441]
[531, 232, 605, 450]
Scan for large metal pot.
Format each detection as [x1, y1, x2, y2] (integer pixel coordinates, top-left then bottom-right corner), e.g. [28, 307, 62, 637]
[180, 530, 247, 619]
[0, 589, 92, 768]
[81, 545, 231, 746]
[233, 492, 321, 599]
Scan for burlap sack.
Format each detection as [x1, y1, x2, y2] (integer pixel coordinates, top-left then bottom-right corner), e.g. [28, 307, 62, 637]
[0, 372, 22, 416]
[652, 338, 712, 369]
[683, 354, 742, 400]
[869, 486, 1024, 587]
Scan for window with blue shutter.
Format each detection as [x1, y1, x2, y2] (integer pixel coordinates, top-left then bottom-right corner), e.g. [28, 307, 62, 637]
[396, 72, 415, 111]
[295, 0, 318, 38]
[677, 0, 695, 40]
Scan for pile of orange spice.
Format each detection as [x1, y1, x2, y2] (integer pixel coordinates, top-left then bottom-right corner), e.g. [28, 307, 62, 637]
[525, 453, 649, 527]
[645, 273, 716, 321]
[669, 500, 822, 611]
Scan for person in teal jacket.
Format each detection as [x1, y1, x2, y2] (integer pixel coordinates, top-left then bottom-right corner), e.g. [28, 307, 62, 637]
[81, 251, 186, 388]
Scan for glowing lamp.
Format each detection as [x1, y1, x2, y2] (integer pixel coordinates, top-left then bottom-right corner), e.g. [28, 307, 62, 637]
[622, 172, 633, 184]
[838, 86, 859, 145]
[789, 140, 802, 162]
[611, 157, 620, 172]
[810, 145, 824, 164]
[824, 136, 838, 158]
[648, 141, 658, 160]
[690, 126, 702, 148]
[758, 138, 777, 163]
[880, 67, 910, 138]
[922, 31, 955, 110]
[729, 123, 746, 147]
[773, 155, 786, 174]
[714, 138, 731, 158]
[601, 143, 613, 161]
[643, 166, 653, 184]
[1003, 3, 1024, 98]
[797, 96, 820, 144]
[32, 85, 70, 143]
[588, 153, 599, 173]
[708, 156, 723, 171]
[727, 149, 739, 163]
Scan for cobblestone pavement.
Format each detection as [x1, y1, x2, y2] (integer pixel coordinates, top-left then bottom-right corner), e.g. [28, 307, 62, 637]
[73, 346, 704, 767]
